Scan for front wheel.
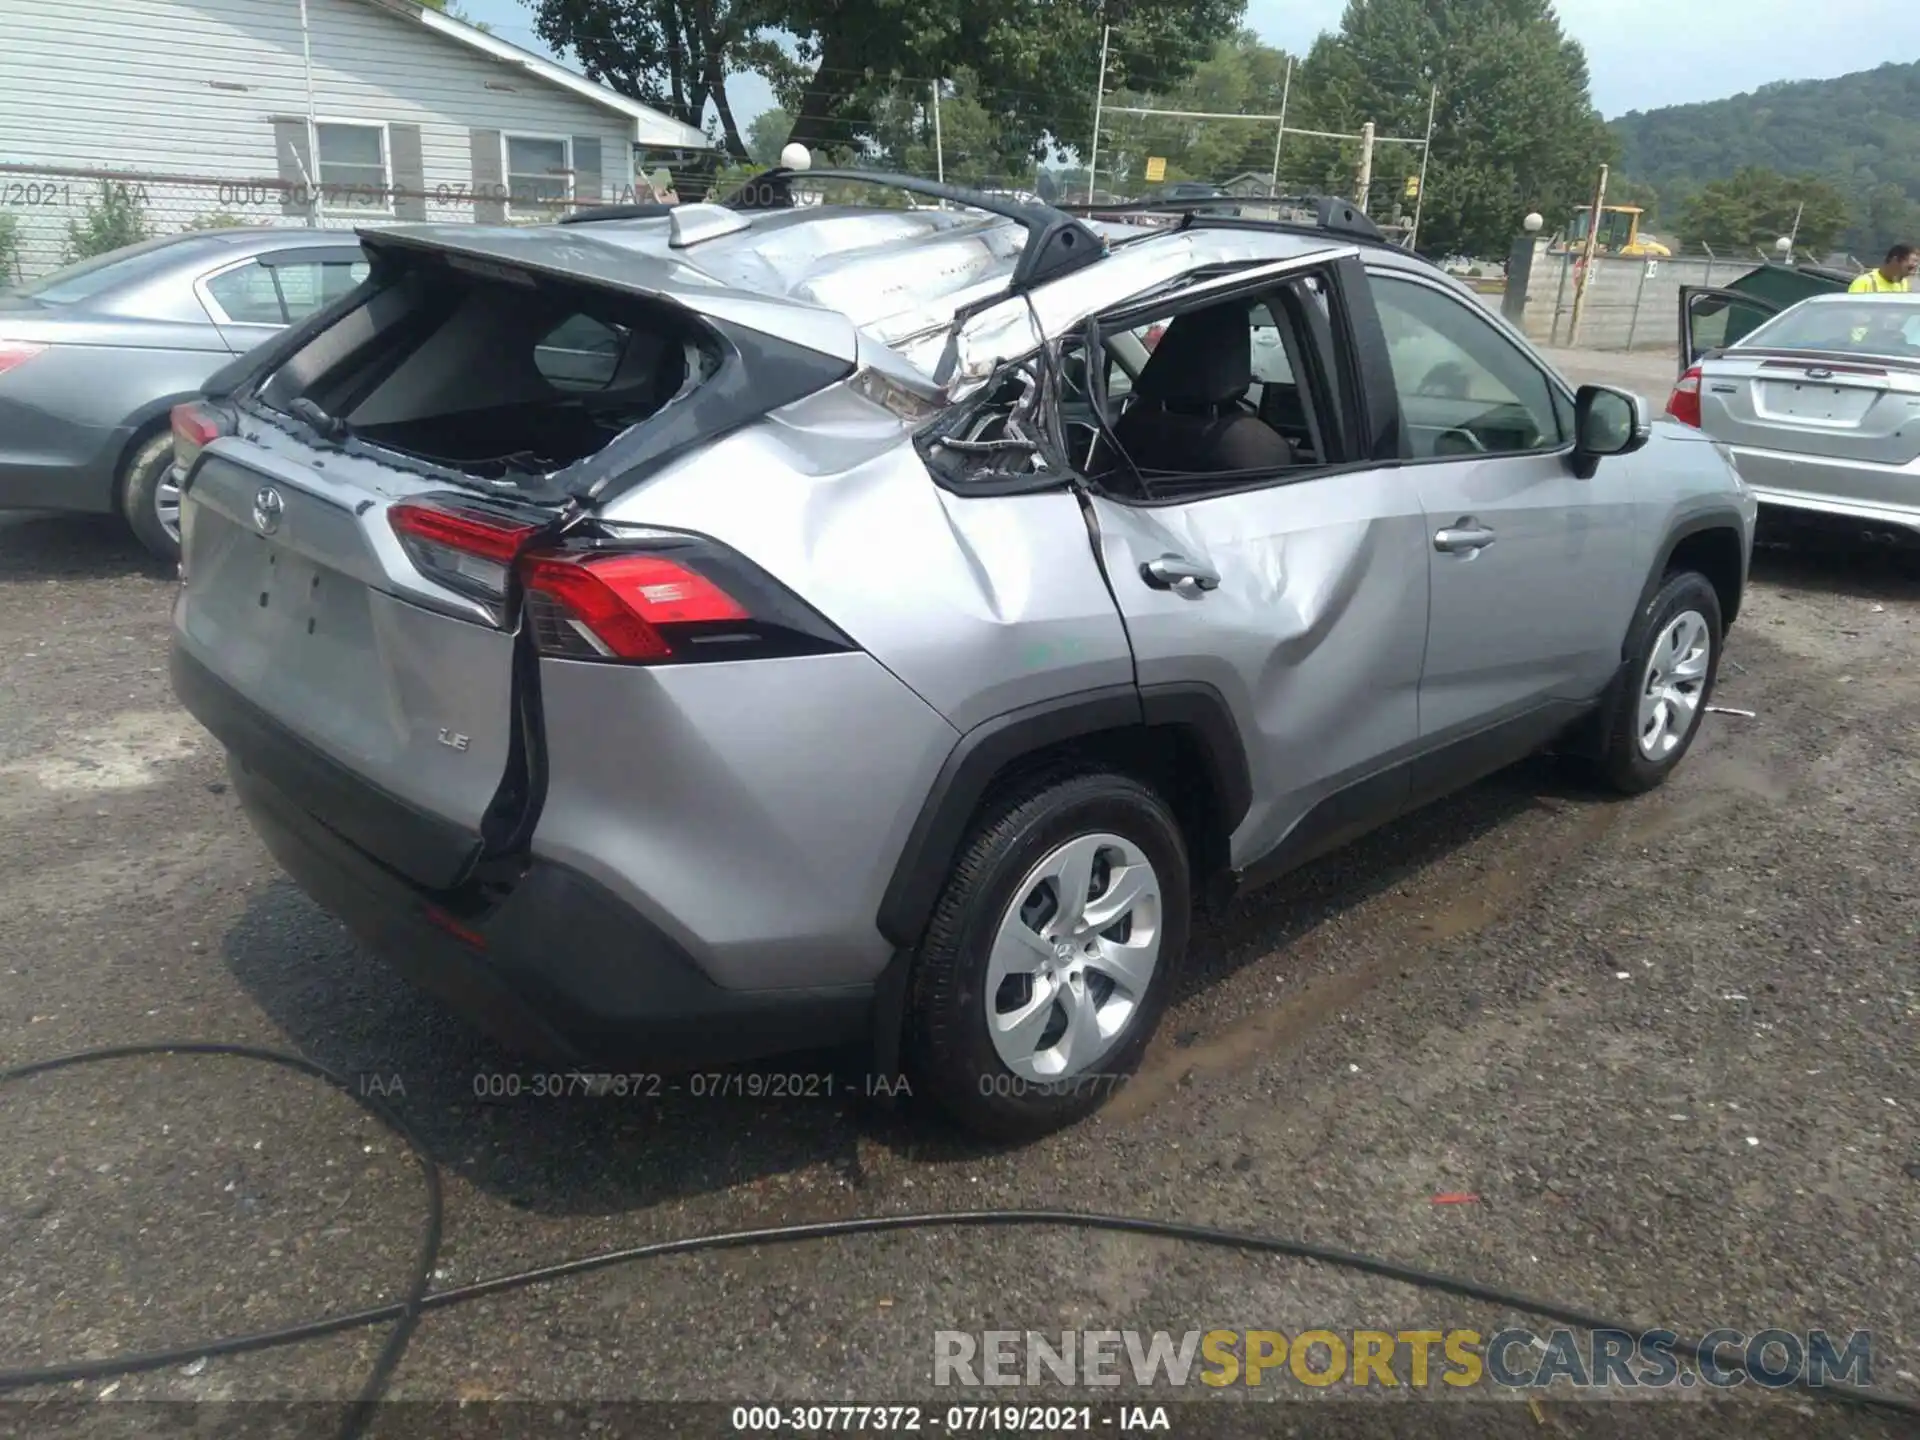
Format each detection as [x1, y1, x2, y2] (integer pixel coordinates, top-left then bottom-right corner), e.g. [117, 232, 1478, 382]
[1591, 569, 1724, 794]
[905, 769, 1190, 1142]
[119, 429, 181, 563]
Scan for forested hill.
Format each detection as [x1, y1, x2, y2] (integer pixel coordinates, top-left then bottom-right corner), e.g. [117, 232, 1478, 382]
[1610, 60, 1920, 256]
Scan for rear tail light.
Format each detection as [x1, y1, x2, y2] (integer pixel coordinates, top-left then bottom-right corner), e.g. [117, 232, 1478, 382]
[388, 496, 537, 600]
[1665, 366, 1702, 428]
[388, 495, 852, 665]
[170, 401, 232, 477]
[0, 340, 48, 377]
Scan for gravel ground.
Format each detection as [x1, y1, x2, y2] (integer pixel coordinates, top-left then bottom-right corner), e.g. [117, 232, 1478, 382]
[1, 431, 1916, 1438]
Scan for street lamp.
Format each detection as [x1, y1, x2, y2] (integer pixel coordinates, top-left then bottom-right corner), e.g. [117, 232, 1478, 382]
[1523, 212, 1544, 235]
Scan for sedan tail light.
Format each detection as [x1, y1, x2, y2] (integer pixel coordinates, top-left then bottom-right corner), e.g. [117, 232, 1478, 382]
[388, 495, 852, 664]
[0, 340, 48, 377]
[170, 401, 233, 477]
[1665, 365, 1703, 428]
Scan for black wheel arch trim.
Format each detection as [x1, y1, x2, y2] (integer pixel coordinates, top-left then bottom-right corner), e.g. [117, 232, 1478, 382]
[1632, 507, 1748, 646]
[874, 681, 1252, 952]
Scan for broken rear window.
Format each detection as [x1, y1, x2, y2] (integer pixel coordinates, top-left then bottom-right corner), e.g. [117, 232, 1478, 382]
[256, 256, 719, 484]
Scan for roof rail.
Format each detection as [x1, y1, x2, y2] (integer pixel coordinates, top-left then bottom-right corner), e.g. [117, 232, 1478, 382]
[716, 167, 1106, 292]
[1061, 193, 1389, 245]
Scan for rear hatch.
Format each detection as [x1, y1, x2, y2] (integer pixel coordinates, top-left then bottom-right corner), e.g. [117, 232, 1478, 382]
[172, 225, 857, 891]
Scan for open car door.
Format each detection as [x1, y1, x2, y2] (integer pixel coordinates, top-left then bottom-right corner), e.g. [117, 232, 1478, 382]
[1679, 285, 1784, 371]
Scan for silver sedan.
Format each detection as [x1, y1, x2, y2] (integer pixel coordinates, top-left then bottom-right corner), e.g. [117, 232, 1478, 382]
[0, 229, 367, 559]
[1671, 290, 1920, 547]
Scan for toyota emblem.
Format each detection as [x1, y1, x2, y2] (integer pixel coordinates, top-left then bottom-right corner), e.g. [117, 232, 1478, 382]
[252, 485, 284, 536]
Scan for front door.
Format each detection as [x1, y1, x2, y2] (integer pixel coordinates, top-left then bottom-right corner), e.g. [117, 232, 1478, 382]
[1367, 269, 1639, 754]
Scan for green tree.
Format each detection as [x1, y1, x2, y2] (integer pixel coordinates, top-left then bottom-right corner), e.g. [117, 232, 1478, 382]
[746, 107, 793, 167]
[1101, 32, 1299, 193]
[65, 182, 150, 262]
[419, 0, 492, 31]
[1676, 167, 1850, 255]
[1302, 0, 1615, 257]
[1610, 61, 1920, 257]
[531, 0, 799, 160]
[863, 71, 1037, 185]
[776, 0, 1241, 168]
[0, 212, 20, 284]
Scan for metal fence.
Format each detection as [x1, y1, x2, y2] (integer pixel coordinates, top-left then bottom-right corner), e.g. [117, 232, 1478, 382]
[1500, 240, 1867, 355]
[0, 160, 681, 282]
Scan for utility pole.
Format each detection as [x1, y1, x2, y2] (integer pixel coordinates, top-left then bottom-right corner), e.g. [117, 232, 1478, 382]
[1786, 199, 1805, 255]
[1086, 23, 1110, 203]
[1267, 55, 1293, 199]
[931, 80, 944, 185]
[1567, 161, 1609, 346]
[299, 0, 320, 226]
[1408, 84, 1437, 250]
[1353, 121, 1375, 212]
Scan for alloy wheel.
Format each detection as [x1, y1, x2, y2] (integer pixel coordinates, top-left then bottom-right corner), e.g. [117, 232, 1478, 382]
[984, 832, 1162, 1081]
[1637, 609, 1711, 760]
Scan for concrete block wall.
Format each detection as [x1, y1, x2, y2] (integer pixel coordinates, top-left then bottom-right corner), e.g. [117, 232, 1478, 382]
[1502, 238, 1753, 354]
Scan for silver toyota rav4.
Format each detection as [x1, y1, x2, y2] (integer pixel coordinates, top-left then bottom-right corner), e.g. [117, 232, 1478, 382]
[169, 175, 1757, 1139]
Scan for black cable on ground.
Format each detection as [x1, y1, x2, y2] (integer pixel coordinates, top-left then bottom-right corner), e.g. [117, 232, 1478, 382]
[2, 1043, 1916, 1440]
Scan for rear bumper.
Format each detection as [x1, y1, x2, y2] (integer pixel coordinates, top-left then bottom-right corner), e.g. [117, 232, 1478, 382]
[175, 645, 874, 1066]
[1727, 445, 1920, 538]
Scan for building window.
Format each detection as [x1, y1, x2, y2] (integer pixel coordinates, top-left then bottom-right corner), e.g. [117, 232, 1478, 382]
[315, 122, 390, 212]
[505, 135, 572, 216]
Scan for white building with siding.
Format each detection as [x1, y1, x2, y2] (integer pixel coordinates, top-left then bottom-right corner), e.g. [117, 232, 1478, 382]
[0, 0, 708, 277]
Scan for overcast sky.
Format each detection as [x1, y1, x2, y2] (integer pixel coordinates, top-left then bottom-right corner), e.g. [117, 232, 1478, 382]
[463, 0, 1920, 129]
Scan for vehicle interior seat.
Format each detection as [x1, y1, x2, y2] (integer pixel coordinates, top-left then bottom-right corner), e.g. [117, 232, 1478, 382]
[1108, 302, 1294, 480]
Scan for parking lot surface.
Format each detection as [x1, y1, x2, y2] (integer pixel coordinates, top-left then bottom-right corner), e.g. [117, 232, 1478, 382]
[1, 438, 1915, 1431]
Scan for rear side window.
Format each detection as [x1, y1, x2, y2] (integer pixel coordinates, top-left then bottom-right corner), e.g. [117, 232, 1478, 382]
[206, 262, 287, 325]
[207, 257, 370, 326]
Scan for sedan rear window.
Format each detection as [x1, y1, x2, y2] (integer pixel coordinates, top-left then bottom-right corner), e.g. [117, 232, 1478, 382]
[1, 235, 204, 306]
[1745, 301, 1920, 356]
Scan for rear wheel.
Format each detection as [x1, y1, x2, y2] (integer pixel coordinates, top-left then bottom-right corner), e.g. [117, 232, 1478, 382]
[905, 769, 1190, 1142]
[1590, 569, 1723, 794]
[118, 428, 180, 563]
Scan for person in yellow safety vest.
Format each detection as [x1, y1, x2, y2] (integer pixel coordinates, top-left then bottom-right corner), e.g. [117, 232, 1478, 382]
[1849, 243, 1917, 293]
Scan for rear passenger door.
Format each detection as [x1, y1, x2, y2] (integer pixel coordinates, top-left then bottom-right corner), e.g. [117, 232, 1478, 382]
[1079, 255, 1432, 874]
[1367, 269, 1638, 758]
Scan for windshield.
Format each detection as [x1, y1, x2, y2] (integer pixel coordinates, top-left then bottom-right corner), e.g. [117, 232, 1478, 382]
[1741, 299, 1920, 357]
[0, 235, 201, 306]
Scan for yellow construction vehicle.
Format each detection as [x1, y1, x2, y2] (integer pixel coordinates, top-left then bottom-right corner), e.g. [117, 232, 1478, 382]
[1556, 204, 1672, 258]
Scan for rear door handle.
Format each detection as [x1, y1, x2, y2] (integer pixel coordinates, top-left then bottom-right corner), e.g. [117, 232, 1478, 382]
[1434, 521, 1497, 554]
[1141, 555, 1221, 593]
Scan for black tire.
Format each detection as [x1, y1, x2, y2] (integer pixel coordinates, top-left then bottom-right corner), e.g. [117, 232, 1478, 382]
[1589, 569, 1724, 795]
[905, 767, 1190, 1143]
[118, 428, 179, 563]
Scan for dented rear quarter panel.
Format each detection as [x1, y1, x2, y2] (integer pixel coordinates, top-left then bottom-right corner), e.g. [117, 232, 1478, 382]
[592, 384, 1135, 732]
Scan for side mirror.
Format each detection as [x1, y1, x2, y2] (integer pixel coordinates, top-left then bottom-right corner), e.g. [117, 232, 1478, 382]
[1571, 384, 1650, 479]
